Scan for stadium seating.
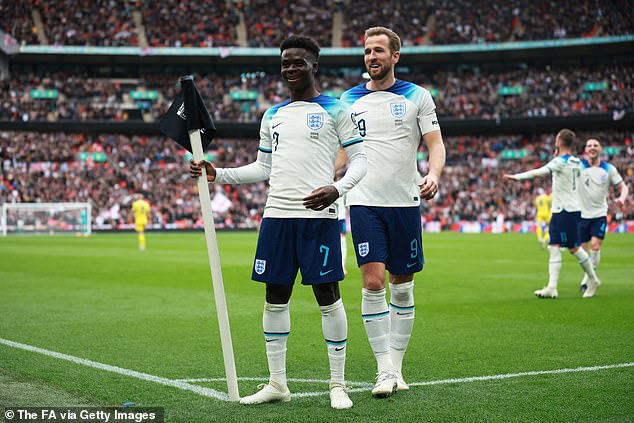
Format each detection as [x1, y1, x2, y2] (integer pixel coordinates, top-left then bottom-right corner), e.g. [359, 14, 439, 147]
[3, 62, 631, 122]
[2, 131, 631, 229]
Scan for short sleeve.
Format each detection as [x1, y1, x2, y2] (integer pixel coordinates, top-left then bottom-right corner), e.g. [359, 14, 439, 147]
[417, 88, 441, 135]
[336, 104, 363, 148]
[259, 109, 273, 153]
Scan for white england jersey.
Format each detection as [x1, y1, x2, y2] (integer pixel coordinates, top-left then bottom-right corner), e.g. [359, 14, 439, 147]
[340, 79, 440, 207]
[579, 160, 623, 218]
[258, 95, 362, 219]
[545, 154, 582, 213]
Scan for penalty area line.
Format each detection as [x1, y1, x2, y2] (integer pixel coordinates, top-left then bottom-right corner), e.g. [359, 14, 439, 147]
[2, 337, 632, 401]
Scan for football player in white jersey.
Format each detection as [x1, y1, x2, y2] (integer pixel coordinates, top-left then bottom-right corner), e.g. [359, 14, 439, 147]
[190, 35, 367, 410]
[504, 129, 601, 298]
[340, 26, 446, 397]
[578, 138, 628, 293]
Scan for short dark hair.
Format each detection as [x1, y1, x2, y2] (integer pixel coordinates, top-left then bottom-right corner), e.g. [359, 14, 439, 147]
[557, 128, 575, 148]
[280, 35, 320, 61]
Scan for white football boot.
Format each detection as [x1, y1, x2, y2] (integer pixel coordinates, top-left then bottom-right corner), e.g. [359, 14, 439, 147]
[330, 384, 353, 409]
[394, 370, 410, 391]
[534, 286, 558, 299]
[582, 277, 602, 298]
[239, 382, 291, 405]
[372, 370, 397, 398]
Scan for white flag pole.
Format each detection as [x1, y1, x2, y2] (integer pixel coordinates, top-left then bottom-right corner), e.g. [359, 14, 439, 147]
[189, 129, 240, 401]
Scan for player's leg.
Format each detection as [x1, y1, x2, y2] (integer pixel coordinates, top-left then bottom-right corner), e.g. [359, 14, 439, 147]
[536, 217, 545, 246]
[581, 218, 605, 298]
[135, 223, 146, 250]
[578, 218, 592, 291]
[384, 206, 423, 391]
[350, 206, 397, 397]
[535, 213, 562, 298]
[313, 282, 352, 410]
[298, 219, 351, 409]
[241, 219, 297, 405]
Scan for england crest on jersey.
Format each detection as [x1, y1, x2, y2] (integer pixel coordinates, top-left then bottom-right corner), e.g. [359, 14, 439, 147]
[254, 259, 266, 275]
[307, 113, 325, 130]
[390, 102, 406, 118]
[358, 242, 369, 257]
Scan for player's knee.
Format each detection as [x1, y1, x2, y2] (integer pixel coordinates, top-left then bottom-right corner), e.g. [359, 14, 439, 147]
[590, 239, 602, 251]
[312, 282, 341, 306]
[363, 273, 386, 291]
[265, 283, 293, 304]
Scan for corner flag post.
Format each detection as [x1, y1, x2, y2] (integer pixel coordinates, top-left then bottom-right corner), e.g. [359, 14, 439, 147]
[161, 75, 240, 401]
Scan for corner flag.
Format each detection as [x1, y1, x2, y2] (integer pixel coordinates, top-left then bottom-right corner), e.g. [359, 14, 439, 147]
[159, 75, 240, 402]
[158, 75, 216, 153]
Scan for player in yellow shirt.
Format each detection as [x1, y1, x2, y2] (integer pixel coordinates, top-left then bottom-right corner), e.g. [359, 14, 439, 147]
[535, 188, 552, 248]
[131, 194, 150, 250]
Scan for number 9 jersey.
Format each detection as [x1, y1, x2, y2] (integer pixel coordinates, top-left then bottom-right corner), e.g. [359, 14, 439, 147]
[340, 79, 440, 207]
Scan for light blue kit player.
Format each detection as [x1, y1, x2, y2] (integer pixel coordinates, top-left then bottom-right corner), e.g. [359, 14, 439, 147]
[340, 26, 446, 397]
[504, 129, 601, 299]
[191, 36, 366, 410]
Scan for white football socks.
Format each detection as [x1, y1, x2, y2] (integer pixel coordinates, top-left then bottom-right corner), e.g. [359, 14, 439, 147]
[547, 246, 562, 289]
[574, 248, 598, 281]
[362, 288, 393, 373]
[320, 299, 348, 387]
[389, 281, 415, 373]
[263, 302, 290, 388]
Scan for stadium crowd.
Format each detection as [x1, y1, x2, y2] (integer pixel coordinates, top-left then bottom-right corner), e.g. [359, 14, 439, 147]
[2, 0, 632, 47]
[2, 62, 631, 122]
[2, 131, 632, 231]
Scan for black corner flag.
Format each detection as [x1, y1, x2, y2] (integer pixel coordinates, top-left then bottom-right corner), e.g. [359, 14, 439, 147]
[158, 75, 216, 153]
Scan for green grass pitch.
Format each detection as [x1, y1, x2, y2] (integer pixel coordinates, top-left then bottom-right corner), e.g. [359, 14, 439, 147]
[1, 232, 633, 422]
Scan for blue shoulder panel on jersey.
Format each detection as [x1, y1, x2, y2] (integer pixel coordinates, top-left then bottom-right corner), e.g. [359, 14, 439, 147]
[340, 83, 372, 105]
[307, 94, 345, 120]
[599, 161, 609, 171]
[264, 99, 291, 121]
[580, 159, 590, 169]
[560, 154, 571, 162]
[388, 79, 424, 103]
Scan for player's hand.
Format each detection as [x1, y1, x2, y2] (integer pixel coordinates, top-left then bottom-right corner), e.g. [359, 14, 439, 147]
[190, 159, 216, 182]
[503, 174, 518, 181]
[419, 174, 439, 200]
[615, 197, 626, 211]
[303, 185, 339, 211]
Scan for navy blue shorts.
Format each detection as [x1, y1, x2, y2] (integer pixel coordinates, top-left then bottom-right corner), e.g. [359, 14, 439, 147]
[349, 206, 424, 275]
[338, 219, 347, 235]
[549, 211, 581, 248]
[578, 216, 607, 242]
[252, 218, 344, 285]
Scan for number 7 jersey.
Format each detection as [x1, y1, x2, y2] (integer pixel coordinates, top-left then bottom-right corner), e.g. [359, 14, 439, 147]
[259, 94, 362, 218]
[340, 79, 440, 207]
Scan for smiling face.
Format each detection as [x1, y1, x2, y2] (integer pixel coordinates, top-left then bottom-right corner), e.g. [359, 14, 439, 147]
[585, 138, 602, 162]
[280, 47, 317, 93]
[364, 34, 399, 81]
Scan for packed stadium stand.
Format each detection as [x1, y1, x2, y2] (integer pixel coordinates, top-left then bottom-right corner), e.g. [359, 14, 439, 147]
[2, 0, 633, 47]
[1, 0, 632, 233]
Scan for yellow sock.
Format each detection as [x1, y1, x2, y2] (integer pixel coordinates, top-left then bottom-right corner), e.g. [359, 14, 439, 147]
[139, 233, 146, 250]
[536, 224, 544, 243]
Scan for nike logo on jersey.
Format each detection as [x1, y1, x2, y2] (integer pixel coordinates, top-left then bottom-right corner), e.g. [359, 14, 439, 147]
[272, 122, 283, 129]
[353, 111, 368, 117]
[320, 269, 334, 276]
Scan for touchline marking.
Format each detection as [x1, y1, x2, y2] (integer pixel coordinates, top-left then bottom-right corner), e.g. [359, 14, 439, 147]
[1, 337, 632, 401]
[0, 338, 228, 401]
